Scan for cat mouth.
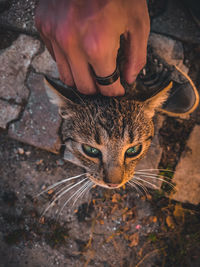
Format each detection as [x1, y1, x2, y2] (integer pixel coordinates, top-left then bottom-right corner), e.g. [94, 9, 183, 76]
[107, 183, 119, 188]
[89, 176, 126, 189]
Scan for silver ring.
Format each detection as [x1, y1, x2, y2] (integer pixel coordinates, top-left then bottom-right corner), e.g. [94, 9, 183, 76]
[94, 65, 120, 86]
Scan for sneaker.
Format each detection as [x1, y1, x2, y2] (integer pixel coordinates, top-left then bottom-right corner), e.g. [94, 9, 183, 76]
[135, 48, 199, 117]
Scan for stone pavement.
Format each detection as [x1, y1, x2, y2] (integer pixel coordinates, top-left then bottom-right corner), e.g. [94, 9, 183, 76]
[170, 125, 200, 205]
[0, 0, 200, 205]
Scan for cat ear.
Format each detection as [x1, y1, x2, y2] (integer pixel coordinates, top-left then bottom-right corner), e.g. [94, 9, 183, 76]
[143, 82, 173, 118]
[44, 76, 79, 119]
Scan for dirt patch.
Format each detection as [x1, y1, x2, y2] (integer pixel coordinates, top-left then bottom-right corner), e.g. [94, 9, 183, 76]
[0, 130, 200, 266]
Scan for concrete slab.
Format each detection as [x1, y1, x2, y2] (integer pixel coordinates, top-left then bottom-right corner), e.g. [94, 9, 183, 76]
[0, 34, 40, 104]
[0, 99, 21, 129]
[0, 133, 160, 267]
[171, 125, 200, 205]
[8, 72, 62, 154]
[32, 48, 59, 78]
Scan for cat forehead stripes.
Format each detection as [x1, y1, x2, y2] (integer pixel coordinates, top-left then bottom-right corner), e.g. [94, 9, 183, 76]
[88, 98, 143, 143]
[68, 97, 152, 146]
[44, 76, 171, 188]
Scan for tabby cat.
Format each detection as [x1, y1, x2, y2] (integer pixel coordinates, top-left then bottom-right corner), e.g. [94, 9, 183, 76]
[44, 77, 172, 189]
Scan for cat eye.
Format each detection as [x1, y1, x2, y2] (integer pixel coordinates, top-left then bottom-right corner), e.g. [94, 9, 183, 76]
[82, 144, 101, 158]
[125, 144, 142, 158]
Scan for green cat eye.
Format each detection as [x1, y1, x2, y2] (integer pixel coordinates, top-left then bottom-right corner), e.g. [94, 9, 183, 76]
[82, 144, 101, 158]
[125, 144, 142, 158]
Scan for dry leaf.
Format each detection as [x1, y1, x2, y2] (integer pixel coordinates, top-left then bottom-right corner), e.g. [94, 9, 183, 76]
[147, 194, 152, 200]
[166, 215, 175, 229]
[39, 217, 45, 224]
[111, 204, 118, 214]
[112, 193, 120, 203]
[48, 189, 54, 195]
[123, 234, 129, 240]
[138, 247, 143, 257]
[122, 213, 126, 221]
[106, 235, 114, 243]
[173, 203, 185, 224]
[18, 148, 24, 155]
[36, 159, 43, 165]
[129, 232, 139, 247]
[149, 216, 157, 223]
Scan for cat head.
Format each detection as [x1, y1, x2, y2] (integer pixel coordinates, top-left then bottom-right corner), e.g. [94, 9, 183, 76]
[44, 77, 170, 189]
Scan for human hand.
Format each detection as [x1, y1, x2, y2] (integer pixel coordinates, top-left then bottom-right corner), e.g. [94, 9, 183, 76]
[35, 0, 150, 96]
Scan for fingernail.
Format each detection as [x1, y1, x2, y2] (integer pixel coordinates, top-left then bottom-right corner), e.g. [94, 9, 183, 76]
[126, 75, 137, 85]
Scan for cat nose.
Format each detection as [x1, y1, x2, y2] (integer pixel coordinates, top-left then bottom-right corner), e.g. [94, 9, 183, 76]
[103, 164, 123, 186]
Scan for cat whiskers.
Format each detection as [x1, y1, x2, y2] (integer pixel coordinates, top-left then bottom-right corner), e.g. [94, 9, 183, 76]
[135, 169, 175, 189]
[36, 173, 93, 219]
[128, 180, 148, 196]
[72, 180, 93, 207]
[136, 168, 174, 173]
[41, 177, 88, 217]
[129, 168, 175, 197]
[134, 176, 159, 190]
[36, 173, 86, 198]
[57, 180, 93, 219]
[133, 178, 150, 196]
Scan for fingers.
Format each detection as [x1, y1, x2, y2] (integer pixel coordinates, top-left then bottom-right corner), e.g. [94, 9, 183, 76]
[55, 34, 123, 96]
[87, 42, 125, 96]
[40, 36, 98, 94]
[40, 33, 56, 61]
[51, 41, 75, 87]
[123, 12, 150, 84]
[90, 62, 125, 97]
[67, 53, 98, 95]
[123, 27, 149, 84]
[52, 42, 124, 96]
[54, 39, 98, 94]
[35, 4, 56, 60]
[39, 27, 142, 96]
[97, 79, 124, 97]
[35, 3, 125, 97]
[35, 0, 150, 97]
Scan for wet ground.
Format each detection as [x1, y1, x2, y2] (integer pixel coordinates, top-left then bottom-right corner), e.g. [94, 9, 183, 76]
[0, 0, 200, 266]
[0, 130, 200, 267]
